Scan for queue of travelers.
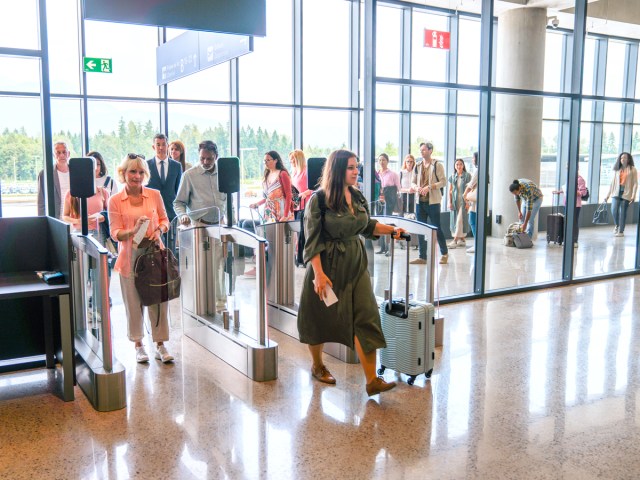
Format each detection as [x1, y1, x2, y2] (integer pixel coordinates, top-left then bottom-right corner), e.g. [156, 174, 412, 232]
[37, 136, 638, 384]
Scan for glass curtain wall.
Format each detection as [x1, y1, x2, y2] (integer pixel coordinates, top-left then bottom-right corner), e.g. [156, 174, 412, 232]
[370, 0, 640, 299]
[2, 0, 640, 298]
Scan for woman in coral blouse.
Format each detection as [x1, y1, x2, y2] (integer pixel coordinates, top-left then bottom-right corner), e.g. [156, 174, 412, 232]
[108, 153, 173, 364]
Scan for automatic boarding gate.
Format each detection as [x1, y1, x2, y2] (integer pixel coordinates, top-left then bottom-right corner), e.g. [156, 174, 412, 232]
[71, 233, 126, 412]
[264, 217, 442, 360]
[179, 224, 278, 381]
[261, 220, 360, 363]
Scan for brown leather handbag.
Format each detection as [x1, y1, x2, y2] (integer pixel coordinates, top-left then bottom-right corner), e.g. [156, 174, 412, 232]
[134, 243, 181, 306]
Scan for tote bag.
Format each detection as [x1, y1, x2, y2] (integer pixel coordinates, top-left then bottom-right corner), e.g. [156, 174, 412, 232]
[592, 202, 609, 225]
[134, 243, 181, 306]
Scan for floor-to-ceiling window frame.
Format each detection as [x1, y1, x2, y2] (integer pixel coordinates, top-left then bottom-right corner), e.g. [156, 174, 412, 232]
[2, 0, 362, 218]
[5, 0, 640, 300]
[365, 0, 640, 303]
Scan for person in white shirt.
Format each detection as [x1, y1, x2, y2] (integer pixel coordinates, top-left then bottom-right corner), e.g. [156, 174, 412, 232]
[37, 141, 70, 218]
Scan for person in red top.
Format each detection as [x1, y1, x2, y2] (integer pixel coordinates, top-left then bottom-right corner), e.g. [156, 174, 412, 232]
[249, 150, 294, 222]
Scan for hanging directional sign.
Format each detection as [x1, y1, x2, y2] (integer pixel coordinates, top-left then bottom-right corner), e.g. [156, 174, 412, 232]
[156, 31, 252, 85]
[83, 57, 113, 73]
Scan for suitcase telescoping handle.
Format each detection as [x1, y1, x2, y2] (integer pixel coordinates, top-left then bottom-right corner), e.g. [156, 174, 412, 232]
[552, 191, 562, 216]
[387, 230, 412, 316]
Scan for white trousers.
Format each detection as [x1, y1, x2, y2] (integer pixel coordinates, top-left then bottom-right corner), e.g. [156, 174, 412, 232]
[119, 248, 169, 343]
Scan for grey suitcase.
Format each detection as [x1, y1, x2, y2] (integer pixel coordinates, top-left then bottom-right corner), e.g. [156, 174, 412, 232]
[379, 233, 436, 385]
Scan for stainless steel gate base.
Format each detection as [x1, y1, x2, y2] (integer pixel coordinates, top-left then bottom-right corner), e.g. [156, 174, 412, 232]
[183, 312, 278, 382]
[75, 334, 126, 412]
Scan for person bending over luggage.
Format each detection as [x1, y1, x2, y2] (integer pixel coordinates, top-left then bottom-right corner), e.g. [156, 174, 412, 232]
[297, 149, 405, 397]
[108, 153, 173, 364]
[508, 179, 543, 239]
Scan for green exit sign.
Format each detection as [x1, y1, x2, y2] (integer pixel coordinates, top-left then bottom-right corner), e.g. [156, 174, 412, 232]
[83, 57, 112, 73]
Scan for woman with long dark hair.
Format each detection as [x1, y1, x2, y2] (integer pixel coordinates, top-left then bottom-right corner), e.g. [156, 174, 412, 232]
[604, 152, 638, 237]
[88, 150, 117, 196]
[169, 140, 191, 172]
[297, 149, 405, 396]
[447, 158, 471, 248]
[249, 150, 294, 222]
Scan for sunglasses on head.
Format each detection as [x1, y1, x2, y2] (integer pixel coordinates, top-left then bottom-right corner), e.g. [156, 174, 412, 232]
[127, 153, 145, 160]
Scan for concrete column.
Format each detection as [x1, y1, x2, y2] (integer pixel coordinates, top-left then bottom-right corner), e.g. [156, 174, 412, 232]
[492, 8, 547, 238]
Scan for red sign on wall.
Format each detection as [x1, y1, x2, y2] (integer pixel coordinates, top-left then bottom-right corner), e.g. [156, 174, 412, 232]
[424, 29, 450, 50]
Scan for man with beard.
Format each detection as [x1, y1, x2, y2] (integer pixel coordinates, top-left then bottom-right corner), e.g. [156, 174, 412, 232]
[174, 140, 228, 311]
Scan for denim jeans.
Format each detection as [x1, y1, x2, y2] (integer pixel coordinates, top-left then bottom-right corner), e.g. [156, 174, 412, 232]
[611, 196, 630, 233]
[469, 211, 477, 238]
[416, 201, 448, 258]
[520, 197, 543, 238]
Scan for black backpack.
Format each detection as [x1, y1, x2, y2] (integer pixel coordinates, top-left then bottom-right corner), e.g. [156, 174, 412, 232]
[295, 190, 326, 267]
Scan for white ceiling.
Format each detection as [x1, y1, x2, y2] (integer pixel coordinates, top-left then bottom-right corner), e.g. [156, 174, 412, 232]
[396, 0, 640, 39]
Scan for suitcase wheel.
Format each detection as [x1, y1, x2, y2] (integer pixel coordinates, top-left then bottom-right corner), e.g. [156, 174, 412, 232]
[407, 375, 416, 386]
[425, 368, 433, 379]
[377, 366, 386, 375]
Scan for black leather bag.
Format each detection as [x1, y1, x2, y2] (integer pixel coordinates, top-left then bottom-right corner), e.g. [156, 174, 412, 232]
[134, 244, 181, 306]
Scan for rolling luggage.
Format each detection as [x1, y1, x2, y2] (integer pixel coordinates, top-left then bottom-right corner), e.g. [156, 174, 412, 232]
[547, 192, 564, 245]
[379, 233, 435, 385]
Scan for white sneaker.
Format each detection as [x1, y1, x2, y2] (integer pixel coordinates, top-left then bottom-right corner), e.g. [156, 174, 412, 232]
[135, 346, 149, 363]
[155, 345, 174, 363]
[615, 232, 624, 237]
[574, 242, 578, 248]
[446, 241, 458, 249]
[613, 226, 619, 234]
[456, 239, 467, 246]
[466, 246, 475, 253]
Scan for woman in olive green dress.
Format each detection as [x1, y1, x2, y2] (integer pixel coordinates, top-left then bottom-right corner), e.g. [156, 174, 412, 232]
[297, 149, 405, 396]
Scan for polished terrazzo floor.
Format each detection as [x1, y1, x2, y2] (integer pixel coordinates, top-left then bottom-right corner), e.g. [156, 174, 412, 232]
[1, 273, 639, 479]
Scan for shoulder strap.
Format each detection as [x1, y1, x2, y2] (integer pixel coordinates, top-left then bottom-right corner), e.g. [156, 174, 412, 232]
[316, 190, 327, 219]
[104, 176, 112, 190]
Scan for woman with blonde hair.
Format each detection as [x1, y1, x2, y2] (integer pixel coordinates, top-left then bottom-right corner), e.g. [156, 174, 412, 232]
[399, 154, 416, 216]
[289, 149, 314, 215]
[108, 153, 173, 364]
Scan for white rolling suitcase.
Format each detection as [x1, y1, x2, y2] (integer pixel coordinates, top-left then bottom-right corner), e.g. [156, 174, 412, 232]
[378, 234, 436, 385]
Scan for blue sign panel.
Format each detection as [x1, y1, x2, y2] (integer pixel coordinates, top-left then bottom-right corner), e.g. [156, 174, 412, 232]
[198, 32, 253, 70]
[157, 31, 253, 85]
[156, 31, 200, 85]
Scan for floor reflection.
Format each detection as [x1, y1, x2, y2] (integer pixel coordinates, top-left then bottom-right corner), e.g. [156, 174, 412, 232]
[1, 266, 639, 479]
